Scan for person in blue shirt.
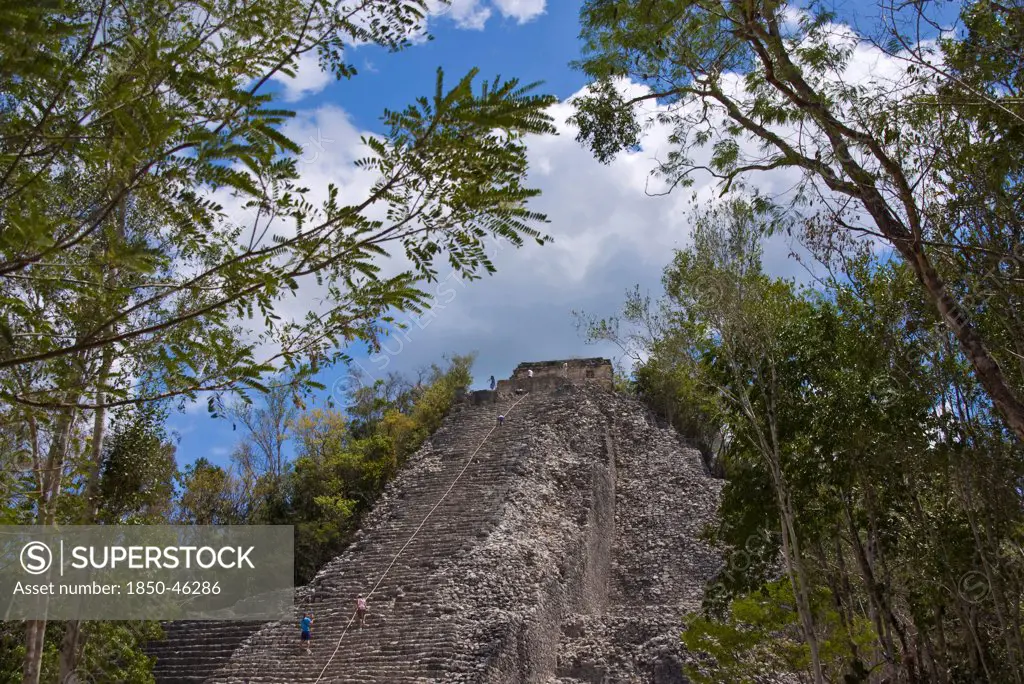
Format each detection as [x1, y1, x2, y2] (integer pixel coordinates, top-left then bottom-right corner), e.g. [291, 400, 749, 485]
[300, 613, 313, 654]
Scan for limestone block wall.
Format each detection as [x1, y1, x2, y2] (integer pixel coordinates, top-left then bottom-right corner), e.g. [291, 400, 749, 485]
[150, 360, 722, 684]
[551, 390, 723, 683]
[495, 358, 613, 398]
[433, 388, 622, 683]
[444, 386, 723, 684]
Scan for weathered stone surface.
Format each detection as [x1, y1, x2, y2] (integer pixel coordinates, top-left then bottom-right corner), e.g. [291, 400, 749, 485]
[151, 360, 724, 683]
[495, 358, 613, 397]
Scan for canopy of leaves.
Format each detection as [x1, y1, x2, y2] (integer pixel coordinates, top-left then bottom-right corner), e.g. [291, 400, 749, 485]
[583, 198, 1024, 681]
[173, 353, 475, 583]
[0, 0, 556, 416]
[97, 405, 177, 522]
[0, 620, 161, 683]
[571, 0, 1024, 441]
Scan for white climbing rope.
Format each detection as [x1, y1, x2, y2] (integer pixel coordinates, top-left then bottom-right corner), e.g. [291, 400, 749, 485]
[312, 391, 530, 683]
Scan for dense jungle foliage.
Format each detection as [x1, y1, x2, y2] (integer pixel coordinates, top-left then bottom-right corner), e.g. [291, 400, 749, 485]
[572, 0, 1024, 679]
[0, 354, 473, 682]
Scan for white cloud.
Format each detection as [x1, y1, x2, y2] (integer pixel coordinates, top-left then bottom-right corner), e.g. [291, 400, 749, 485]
[428, 0, 545, 30]
[447, 0, 493, 29]
[425, 0, 491, 30]
[334, 90, 812, 385]
[780, 4, 809, 33]
[207, 73, 815, 389]
[493, 0, 546, 23]
[272, 50, 333, 102]
[331, 31, 930, 385]
[267, 1, 549, 99]
[214, 25, 918, 396]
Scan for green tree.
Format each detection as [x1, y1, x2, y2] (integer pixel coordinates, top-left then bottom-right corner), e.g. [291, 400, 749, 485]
[0, 620, 161, 684]
[346, 372, 416, 438]
[96, 405, 177, 524]
[288, 408, 369, 581]
[1, 0, 555, 676]
[683, 579, 870, 683]
[176, 458, 242, 525]
[571, 0, 1024, 442]
[583, 197, 1024, 681]
[277, 353, 474, 582]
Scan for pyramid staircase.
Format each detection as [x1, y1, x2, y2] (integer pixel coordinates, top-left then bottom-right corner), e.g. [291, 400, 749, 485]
[206, 395, 536, 683]
[150, 372, 724, 683]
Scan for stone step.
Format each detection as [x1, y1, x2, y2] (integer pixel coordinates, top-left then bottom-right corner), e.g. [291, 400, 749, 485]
[154, 399, 529, 682]
[152, 381, 727, 683]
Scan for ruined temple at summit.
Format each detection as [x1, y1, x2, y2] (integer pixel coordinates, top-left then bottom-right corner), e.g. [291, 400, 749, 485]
[149, 358, 724, 683]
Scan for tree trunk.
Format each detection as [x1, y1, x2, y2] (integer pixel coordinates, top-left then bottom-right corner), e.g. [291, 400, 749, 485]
[23, 406, 78, 684]
[934, 604, 950, 684]
[904, 243, 1024, 442]
[735, 361, 825, 683]
[81, 347, 113, 523]
[844, 500, 898, 677]
[750, 23, 1024, 442]
[22, 620, 48, 684]
[832, 526, 864, 667]
[959, 473, 1024, 683]
[764, 376, 825, 683]
[772, 465, 825, 684]
[58, 622, 84, 682]
[58, 353, 112, 680]
[907, 475, 951, 683]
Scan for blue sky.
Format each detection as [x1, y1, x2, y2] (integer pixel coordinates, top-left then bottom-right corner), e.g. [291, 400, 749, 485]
[167, 0, 947, 469]
[312, 3, 590, 123]
[171, 1, 600, 467]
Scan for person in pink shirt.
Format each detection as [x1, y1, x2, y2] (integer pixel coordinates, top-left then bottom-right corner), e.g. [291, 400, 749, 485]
[356, 594, 368, 628]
